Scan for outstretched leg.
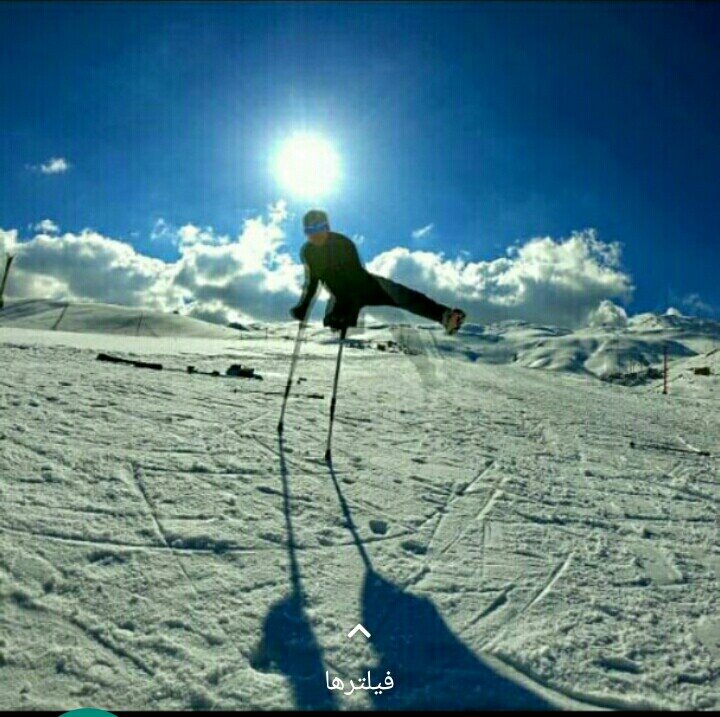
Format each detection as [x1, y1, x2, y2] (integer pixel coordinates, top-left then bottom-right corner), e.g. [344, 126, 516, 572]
[362, 274, 465, 334]
[364, 275, 446, 322]
[322, 274, 465, 333]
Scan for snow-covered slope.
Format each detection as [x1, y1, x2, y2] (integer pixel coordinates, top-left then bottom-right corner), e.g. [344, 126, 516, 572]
[3, 300, 718, 383]
[1, 305, 718, 710]
[0, 299, 241, 339]
[654, 345, 720, 400]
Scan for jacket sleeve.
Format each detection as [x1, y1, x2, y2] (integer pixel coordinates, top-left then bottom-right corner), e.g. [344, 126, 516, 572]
[338, 234, 365, 273]
[295, 244, 319, 311]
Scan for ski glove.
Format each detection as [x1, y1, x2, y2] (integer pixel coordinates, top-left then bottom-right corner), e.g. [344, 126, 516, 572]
[290, 304, 307, 321]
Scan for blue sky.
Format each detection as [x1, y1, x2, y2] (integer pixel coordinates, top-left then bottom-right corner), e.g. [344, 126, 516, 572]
[2, 1, 719, 322]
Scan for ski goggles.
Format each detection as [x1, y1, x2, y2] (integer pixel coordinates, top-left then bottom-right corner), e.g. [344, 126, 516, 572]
[304, 221, 329, 235]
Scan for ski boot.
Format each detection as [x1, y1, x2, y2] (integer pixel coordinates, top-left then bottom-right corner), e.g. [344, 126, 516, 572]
[442, 308, 466, 335]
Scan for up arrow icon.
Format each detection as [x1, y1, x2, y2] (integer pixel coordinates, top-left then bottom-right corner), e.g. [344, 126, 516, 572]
[347, 624, 371, 640]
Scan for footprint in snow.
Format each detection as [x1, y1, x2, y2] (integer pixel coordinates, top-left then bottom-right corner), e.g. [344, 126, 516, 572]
[369, 520, 388, 535]
[401, 539, 428, 555]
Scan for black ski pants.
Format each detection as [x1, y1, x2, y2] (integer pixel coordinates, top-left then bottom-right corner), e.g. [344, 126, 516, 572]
[324, 273, 449, 328]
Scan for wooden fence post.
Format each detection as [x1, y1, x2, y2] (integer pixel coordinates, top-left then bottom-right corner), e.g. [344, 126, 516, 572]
[0, 254, 15, 309]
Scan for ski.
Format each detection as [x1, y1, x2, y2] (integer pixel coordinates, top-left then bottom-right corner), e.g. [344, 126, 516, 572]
[96, 353, 262, 379]
[97, 352, 162, 370]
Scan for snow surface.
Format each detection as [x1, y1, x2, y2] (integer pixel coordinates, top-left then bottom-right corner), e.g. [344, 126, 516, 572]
[1, 300, 718, 710]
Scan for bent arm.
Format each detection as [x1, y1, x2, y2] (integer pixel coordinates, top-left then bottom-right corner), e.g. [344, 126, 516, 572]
[295, 246, 319, 313]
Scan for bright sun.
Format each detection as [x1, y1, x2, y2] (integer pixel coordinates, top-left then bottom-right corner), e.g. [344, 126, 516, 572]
[274, 132, 341, 199]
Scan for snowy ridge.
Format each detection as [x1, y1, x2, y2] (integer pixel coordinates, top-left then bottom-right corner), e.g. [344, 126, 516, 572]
[398, 315, 720, 382]
[0, 299, 241, 339]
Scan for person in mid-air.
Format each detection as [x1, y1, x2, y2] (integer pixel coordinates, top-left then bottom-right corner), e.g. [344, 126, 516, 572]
[290, 209, 467, 334]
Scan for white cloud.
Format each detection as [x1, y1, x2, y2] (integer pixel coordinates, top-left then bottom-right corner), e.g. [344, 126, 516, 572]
[178, 223, 231, 248]
[367, 229, 633, 328]
[2, 217, 635, 329]
[411, 223, 434, 240]
[0, 205, 305, 323]
[680, 292, 715, 317]
[38, 157, 71, 174]
[33, 219, 60, 235]
[0, 228, 19, 257]
[267, 199, 289, 225]
[152, 218, 239, 248]
[10, 229, 181, 308]
[150, 218, 174, 242]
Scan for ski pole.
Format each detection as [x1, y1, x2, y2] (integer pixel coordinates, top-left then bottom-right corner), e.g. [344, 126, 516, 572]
[277, 317, 308, 434]
[324, 326, 347, 462]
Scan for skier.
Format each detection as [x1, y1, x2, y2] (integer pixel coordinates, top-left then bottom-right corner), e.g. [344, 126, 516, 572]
[290, 209, 466, 334]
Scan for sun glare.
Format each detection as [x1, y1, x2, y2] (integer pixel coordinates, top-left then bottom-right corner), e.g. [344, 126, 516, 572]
[274, 132, 341, 199]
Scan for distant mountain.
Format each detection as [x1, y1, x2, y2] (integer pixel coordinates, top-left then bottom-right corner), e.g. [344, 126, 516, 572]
[403, 311, 720, 382]
[628, 310, 720, 333]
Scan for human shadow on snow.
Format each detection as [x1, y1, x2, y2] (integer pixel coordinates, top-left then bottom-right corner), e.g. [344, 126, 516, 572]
[249, 435, 338, 710]
[326, 456, 555, 711]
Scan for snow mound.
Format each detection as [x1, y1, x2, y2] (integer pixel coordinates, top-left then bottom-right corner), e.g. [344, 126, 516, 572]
[515, 338, 593, 374]
[587, 300, 628, 329]
[0, 299, 240, 339]
[654, 344, 720, 398]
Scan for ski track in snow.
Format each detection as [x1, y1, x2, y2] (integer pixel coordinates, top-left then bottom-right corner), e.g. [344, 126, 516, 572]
[0, 321, 718, 710]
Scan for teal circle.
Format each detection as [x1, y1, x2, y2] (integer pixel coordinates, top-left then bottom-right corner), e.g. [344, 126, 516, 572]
[61, 710, 117, 717]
